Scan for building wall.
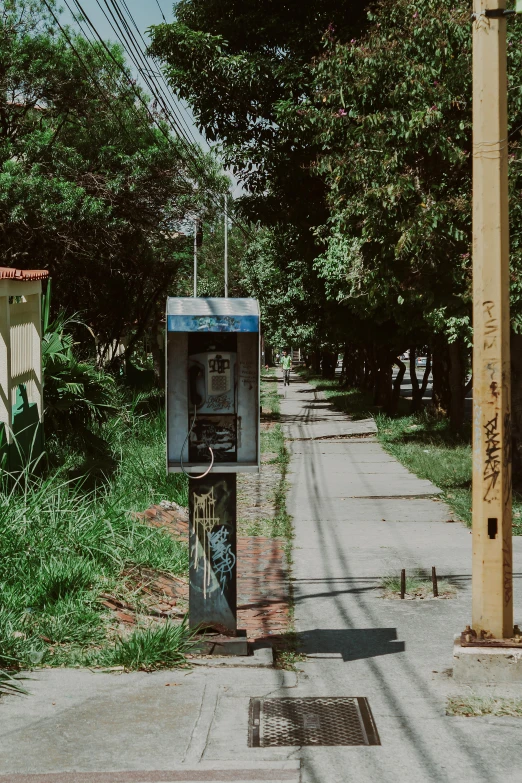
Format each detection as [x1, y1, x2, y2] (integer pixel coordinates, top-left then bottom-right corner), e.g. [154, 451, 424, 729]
[0, 279, 44, 473]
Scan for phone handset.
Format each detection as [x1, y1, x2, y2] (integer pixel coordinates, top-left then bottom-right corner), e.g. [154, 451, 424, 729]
[189, 363, 204, 407]
[183, 359, 214, 479]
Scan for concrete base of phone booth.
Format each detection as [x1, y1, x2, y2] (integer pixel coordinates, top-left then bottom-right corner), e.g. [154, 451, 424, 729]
[192, 629, 249, 657]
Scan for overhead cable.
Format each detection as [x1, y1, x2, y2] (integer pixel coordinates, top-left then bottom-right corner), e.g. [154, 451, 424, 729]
[70, 0, 252, 237]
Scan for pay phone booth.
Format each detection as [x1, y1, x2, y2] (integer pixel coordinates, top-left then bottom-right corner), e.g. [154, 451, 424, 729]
[166, 297, 260, 651]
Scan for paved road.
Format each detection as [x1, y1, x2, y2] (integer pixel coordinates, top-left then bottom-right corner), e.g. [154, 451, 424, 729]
[281, 372, 522, 783]
[392, 366, 433, 400]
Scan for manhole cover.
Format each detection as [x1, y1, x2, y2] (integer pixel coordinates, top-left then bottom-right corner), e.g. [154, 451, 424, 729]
[248, 697, 380, 747]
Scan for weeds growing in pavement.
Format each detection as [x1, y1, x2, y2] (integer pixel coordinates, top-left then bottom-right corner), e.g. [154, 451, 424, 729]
[261, 369, 281, 419]
[274, 630, 306, 671]
[0, 667, 30, 696]
[447, 694, 522, 717]
[380, 573, 456, 599]
[261, 370, 292, 545]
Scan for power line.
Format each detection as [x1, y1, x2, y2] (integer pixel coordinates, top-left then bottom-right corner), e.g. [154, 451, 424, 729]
[154, 0, 167, 23]
[117, 0, 203, 148]
[41, 0, 143, 147]
[87, 0, 195, 149]
[42, 0, 205, 243]
[69, 0, 252, 237]
[101, 1, 245, 233]
[70, 1, 217, 193]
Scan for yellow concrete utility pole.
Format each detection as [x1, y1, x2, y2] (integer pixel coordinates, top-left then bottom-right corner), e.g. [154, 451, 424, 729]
[472, 0, 513, 639]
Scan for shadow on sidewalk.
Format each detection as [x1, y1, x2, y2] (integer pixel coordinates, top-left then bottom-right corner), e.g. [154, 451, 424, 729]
[300, 627, 405, 662]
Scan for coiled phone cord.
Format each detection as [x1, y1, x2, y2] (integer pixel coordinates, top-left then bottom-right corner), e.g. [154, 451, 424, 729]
[179, 405, 215, 479]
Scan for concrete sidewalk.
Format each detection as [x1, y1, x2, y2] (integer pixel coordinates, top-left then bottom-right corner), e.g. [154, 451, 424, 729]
[281, 373, 522, 783]
[0, 665, 301, 782]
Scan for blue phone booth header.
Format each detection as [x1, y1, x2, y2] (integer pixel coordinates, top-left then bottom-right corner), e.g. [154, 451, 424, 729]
[166, 297, 260, 474]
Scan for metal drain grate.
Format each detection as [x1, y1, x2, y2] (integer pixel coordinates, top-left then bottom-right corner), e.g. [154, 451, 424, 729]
[248, 697, 380, 747]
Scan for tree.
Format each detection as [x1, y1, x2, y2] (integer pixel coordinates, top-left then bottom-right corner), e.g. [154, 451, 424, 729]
[148, 0, 369, 228]
[148, 0, 369, 360]
[0, 0, 228, 365]
[187, 208, 249, 299]
[306, 0, 522, 425]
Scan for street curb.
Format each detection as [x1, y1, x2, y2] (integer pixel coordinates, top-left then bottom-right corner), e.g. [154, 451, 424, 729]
[187, 646, 274, 668]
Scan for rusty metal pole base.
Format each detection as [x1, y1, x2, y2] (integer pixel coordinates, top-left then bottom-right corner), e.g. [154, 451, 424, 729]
[459, 624, 522, 648]
[193, 629, 249, 656]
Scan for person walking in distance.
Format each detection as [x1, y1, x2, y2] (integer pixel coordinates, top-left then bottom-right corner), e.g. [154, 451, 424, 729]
[281, 350, 292, 387]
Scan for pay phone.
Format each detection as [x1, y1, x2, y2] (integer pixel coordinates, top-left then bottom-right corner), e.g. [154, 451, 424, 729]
[188, 352, 236, 413]
[186, 337, 237, 465]
[166, 297, 260, 475]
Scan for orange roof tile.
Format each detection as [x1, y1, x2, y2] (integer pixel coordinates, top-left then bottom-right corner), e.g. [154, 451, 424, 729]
[0, 268, 49, 281]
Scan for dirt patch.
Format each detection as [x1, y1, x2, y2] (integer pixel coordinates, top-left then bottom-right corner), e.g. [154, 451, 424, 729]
[104, 504, 290, 645]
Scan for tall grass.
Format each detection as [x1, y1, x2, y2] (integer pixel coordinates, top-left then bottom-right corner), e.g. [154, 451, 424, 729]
[106, 621, 193, 670]
[0, 401, 189, 670]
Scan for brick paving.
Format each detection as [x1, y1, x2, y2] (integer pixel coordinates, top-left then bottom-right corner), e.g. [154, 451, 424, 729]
[0, 770, 299, 782]
[110, 504, 290, 644]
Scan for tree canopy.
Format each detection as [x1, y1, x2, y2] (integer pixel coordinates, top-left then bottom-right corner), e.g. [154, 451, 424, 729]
[0, 0, 228, 360]
[148, 0, 368, 229]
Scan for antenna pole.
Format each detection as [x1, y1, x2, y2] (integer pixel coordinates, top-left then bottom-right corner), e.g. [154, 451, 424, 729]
[224, 195, 228, 297]
[193, 218, 197, 298]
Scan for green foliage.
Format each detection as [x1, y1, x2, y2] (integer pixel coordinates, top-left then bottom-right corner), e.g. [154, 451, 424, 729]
[241, 226, 328, 349]
[0, 403, 188, 669]
[0, 0, 227, 357]
[188, 211, 248, 298]
[310, 0, 522, 340]
[149, 1, 368, 225]
[42, 311, 116, 446]
[149, 1, 368, 348]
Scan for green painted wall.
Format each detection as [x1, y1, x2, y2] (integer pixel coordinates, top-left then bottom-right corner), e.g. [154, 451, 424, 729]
[0, 421, 7, 472]
[1, 385, 43, 475]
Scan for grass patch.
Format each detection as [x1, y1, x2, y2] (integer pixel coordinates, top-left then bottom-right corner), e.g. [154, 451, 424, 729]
[259, 369, 296, 669]
[298, 371, 376, 420]
[380, 573, 456, 599]
[262, 370, 292, 546]
[0, 404, 190, 671]
[261, 367, 281, 420]
[0, 667, 30, 696]
[300, 372, 522, 533]
[447, 694, 522, 717]
[103, 620, 193, 671]
[239, 369, 292, 539]
[376, 410, 474, 526]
